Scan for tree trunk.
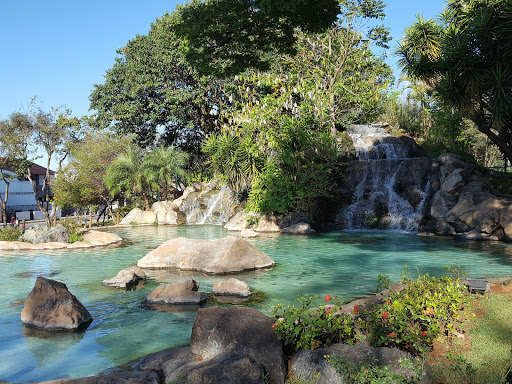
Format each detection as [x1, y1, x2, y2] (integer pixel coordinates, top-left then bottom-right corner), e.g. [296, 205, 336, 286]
[27, 171, 51, 228]
[1, 182, 9, 225]
[142, 191, 150, 211]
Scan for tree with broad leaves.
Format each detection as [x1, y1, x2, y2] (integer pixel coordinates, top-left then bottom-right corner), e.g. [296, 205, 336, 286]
[396, 0, 512, 164]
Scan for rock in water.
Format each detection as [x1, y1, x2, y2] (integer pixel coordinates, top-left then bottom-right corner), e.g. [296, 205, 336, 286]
[102, 266, 146, 289]
[190, 307, 286, 384]
[213, 278, 251, 297]
[137, 236, 275, 274]
[120, 208, 157, 225]
[145, 280, 207, 305]
[21, 277, 92, 331]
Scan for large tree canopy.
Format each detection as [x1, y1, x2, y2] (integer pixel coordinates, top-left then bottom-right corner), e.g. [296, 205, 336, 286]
[173, 0, 341, 77]
[397, 0, 512, 163]
[90, 12, 233, 149]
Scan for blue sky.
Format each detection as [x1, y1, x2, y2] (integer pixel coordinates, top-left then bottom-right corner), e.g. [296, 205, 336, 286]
[0, 0, 446, 120]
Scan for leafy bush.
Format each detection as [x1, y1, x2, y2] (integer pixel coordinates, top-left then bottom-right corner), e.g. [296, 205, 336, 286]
[0, 227, 21, 241]
[271, 267, 472, 356]
[60, 218, 84, 243]
[270, 294, 357, 352]
[68, 232, 83, 243]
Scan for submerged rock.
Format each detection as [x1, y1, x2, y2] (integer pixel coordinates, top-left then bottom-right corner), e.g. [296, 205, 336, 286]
[137, 236, 275, 274]
[21, 277, 92, 331]
[102, 266, 146, 289]
[212, 278, 251, 297]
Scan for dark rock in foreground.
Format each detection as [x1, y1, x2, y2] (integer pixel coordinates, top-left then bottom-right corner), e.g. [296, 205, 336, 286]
[21, 277, 92, 331]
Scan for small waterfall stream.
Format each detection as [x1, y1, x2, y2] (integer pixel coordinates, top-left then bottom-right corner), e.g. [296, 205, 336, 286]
[344, 125, 431, 232]
[182, 184, 235, 225]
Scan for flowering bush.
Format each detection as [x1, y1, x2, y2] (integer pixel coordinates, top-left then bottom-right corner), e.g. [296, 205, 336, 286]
[271, 268, 472, 356]
[270, 294, 356, 352]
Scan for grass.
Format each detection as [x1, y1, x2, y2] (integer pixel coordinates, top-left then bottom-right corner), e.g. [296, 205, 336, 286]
[429, 284, 512, 384]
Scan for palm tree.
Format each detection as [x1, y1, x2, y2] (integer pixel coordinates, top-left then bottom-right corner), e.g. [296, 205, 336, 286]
[143, 146, 190, 200]
[105, 146, 152, 210]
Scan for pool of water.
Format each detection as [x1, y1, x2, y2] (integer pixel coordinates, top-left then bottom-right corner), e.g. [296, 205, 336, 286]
[1, 226, 512, 382]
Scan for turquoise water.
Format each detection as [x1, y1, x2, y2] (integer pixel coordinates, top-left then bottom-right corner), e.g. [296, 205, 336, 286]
[2, 226, 512, 382]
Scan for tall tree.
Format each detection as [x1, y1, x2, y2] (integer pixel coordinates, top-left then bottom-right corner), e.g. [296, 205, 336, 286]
[397, 0, 512, 163]
[90, 12, 233, 149]
[173, 0, 341, 77]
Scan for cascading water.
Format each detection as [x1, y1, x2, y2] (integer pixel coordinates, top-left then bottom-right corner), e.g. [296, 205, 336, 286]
[343, 125, 431, 232]
[182, 184, 235, 225]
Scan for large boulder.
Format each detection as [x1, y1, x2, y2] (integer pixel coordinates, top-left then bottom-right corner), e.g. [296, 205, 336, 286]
[145, 280, 207, 305]
[21, 225, 70, 244]
[102, 266, 146, 289]
[21, 277, 92, 331]
[82, 230, 122, 245]
[254, 214, 281, 232]
[151, 201, 186, 225]
[120, 209, 157, 225]
[282, 222, 315, 235]
[190, 306, 286, 384]
[137, 236, 275, 274]
[291, 342, 432, 384]
[37, 371, 160, 384]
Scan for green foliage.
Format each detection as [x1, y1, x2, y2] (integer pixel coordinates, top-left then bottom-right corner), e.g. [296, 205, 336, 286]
[397, 0, 512, 164]
[0, 227, 21, 241]
[174, 0, 340, 77]
[60, 218, 84, 243]
[328, 355, 423, 384]
[271, 268, 472, 356]
[68, 232, 83, 243]
[270, 294, 357, 352]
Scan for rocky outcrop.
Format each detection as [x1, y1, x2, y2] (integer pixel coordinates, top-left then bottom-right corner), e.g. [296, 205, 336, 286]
[120, 209, 157, 225]
[36, 371, 160, 384]
[102, 266, 146, 289]
[20, 225, 70, 244]
[151, 201, 186, 225]
[132, 307, 285, 384]
[21, 277, 92, 331]
[145, 280, 207, 305]
[213, 278, 251, 297]
[291, 342, 432, 384]
[421, 154, 512, 241]
[82, 230, 123, 245]
[137, 236, 275, 273]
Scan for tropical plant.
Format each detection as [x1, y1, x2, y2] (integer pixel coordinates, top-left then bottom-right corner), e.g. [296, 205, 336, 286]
[143, 146, 190, 199]
[396, 0, 512, 164]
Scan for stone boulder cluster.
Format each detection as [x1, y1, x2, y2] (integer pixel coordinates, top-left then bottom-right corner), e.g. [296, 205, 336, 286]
[421, 153, 512, 241]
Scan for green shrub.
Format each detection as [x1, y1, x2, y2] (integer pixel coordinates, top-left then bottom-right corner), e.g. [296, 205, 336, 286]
[271, 267, 472, 356]
[0, 227, 22, 241]
[68, 232, 83, 243]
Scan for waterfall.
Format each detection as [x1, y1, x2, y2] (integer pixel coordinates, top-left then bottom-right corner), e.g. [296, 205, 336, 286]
[181, 184, 235, 225]
[343, 125, 431, 232]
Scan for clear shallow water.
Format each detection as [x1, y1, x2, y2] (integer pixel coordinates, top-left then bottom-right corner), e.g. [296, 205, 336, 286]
[2, 226, 512, 382]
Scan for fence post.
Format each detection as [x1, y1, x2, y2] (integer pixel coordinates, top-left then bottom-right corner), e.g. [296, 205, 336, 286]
[89, 212, 92, 229]
[117, 211, 120, 225]
[53, 216, 57, 227]
[22, 219, 25, 233]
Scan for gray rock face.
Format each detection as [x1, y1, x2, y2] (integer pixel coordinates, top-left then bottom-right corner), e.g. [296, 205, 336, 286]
[120, 209, 157, 225]
[291, 342, 432, 384]
[151, 201, 186, 225]
[20, 225, 70, 244]
[145, 280, 207, 305]
[21, 277, 92, 330]
[212, 278, 251, 297]
[165, 353, 266, 384]
[254, 214, 281, 232]
[38, 371, 160, 384]
[137, 236, 275, 274]
[190, 306, 286, 384]
[102, 266, 146, 289]
[282, 222, 316, 235]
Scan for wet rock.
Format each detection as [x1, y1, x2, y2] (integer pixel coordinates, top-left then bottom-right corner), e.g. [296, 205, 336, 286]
[137, 236, 275, 274]
[102, 266, 146, 289]
[145, 280, 206, 305]
[21, 277, 92, 331]
[212, 278, 251, 297]
[282, 222, 315, 235]
[190, 306, 286, 384]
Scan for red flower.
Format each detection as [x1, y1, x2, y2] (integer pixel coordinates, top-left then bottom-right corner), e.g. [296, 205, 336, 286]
[421, 331, 428, 336]
[272, 323, 276, 329]
[385, 300, 391, 305]
[324, 295, 332, 302]
[353, 304, 359, 314]
[325, 308, 331, 315]
[389, 332, 395, 338]
[382, 312, 390, 319]
[424, 308, 434, 316]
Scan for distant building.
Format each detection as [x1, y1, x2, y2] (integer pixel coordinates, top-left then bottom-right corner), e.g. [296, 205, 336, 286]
[0, 159, 55, 219]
